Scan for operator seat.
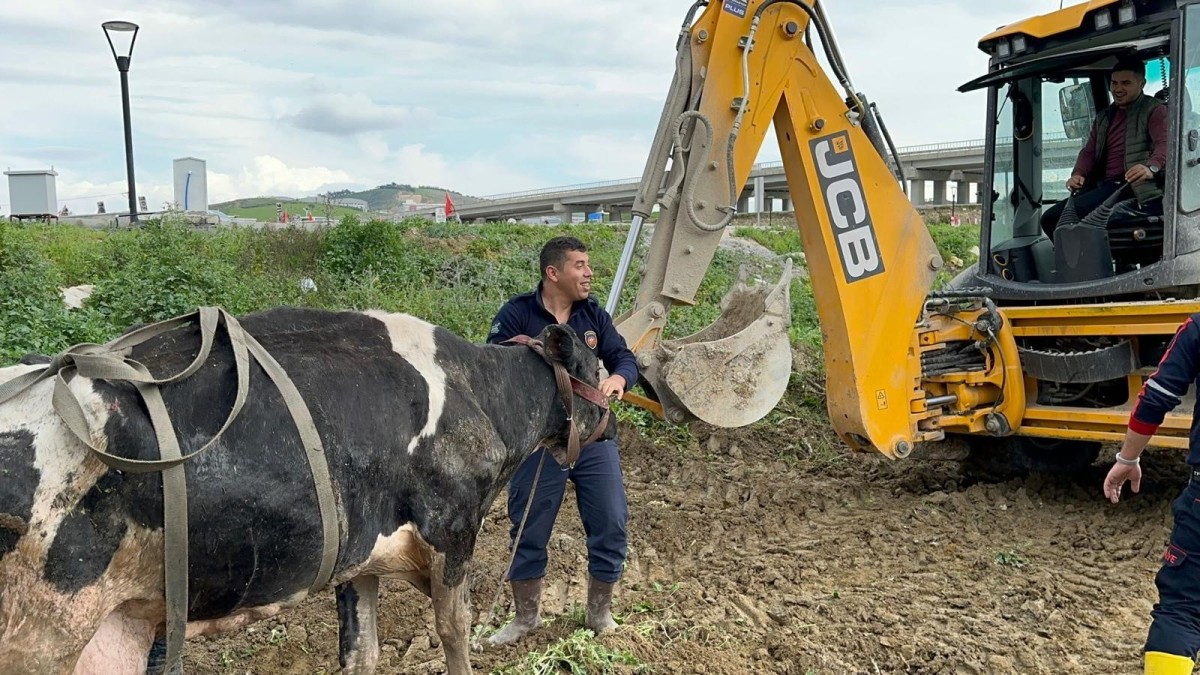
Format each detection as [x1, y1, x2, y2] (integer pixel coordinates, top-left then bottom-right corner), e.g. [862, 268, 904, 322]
[1106, 86, 1176, 270]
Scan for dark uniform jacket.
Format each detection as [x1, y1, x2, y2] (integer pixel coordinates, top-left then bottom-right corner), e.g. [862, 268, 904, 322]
[487, 284, 639, 390]
[1132, 314, 1200, 463]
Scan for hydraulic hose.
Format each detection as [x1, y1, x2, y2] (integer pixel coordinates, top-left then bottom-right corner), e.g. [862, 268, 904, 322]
[753, 0, 865, 116]
[674, 110, 736, 232]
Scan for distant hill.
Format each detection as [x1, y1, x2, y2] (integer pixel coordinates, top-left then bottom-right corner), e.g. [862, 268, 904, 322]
[331, 184, 482, 211]
[207, 198, 366, 223]
[213, 184, 482, 217]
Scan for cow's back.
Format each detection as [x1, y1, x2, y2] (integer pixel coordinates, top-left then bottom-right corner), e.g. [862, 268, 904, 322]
[58, 307, 478, 620]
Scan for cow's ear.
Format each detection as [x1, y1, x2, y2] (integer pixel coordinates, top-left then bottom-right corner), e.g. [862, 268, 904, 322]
[542, 324, 577, 363]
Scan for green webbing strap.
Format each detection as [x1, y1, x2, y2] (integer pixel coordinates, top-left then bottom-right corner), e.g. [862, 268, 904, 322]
[0, 307, 339, 669]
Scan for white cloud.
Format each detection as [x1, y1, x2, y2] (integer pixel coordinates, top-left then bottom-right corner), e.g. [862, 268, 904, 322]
[0, 0, 1074, 208]
[566, 134, 652, 182]
[284, 93, 420, 136]
[208, 156, 354, 202]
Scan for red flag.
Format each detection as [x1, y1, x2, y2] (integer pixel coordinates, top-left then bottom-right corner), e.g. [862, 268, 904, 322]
[444, 192, 456, 217]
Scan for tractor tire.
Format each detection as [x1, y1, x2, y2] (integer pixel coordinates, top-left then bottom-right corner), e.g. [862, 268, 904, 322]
[965, 435, 1102, 479]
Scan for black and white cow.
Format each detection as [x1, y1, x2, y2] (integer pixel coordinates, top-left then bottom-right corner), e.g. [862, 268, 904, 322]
[0, 306, 614, 674]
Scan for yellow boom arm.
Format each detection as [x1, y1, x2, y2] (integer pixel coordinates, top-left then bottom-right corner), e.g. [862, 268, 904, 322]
[612, 0, 966, 457]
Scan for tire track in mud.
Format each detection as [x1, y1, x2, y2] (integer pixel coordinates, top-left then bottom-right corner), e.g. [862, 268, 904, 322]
[185, 422, 1189, 674]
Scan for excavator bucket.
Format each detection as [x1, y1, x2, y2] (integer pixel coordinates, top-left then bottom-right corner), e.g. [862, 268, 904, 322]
[651, 258, 794, 428]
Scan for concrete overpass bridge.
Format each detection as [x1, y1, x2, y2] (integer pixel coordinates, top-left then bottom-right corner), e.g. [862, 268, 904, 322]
[454, 134, 1082, 222]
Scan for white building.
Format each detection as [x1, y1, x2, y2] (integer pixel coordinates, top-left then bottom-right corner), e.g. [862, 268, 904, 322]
[173, 157, 208, 212]
[4, 169, 58, 216]
[331, 197, 369, 211]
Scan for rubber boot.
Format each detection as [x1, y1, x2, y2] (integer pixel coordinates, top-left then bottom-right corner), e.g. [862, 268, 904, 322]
[1145, 651, 1195, 674]
[585, 577, 619, 635]
[145, 639, 184, 675]
[487, 578, 543, 646]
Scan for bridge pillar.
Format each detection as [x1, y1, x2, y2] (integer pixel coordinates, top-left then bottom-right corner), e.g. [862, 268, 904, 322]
[754, 175, 765, 225]
[738, 193, 751, 214]
[955, 181, 972, 205]
[780, 196, 792, 212]
[553, 202, 576, 223]
[931, 181, 947, 205]
[909, 180, 926, 206]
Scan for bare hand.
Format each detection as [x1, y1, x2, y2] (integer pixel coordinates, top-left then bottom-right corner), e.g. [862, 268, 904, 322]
[1066, 174, 1086, 191]
[1125, 164, 1154, 185]
[598, 375, 626, 400]
[1103, 461, 1142, 503]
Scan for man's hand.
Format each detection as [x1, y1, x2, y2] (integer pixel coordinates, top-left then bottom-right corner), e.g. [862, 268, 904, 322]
[1103, 461, 1143, 504]
[1125, 163, 1154, 185]
[598, 374, 626, 400]
[1066, 174, 1086, 191]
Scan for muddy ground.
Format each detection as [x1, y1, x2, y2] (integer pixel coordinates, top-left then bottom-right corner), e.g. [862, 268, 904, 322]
[183, 403, 1183, 674]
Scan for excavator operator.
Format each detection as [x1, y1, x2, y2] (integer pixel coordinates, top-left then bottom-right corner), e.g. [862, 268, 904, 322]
[1041, 58, 1167, 240]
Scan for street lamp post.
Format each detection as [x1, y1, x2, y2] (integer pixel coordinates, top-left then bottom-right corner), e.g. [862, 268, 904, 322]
[102, 20, 140, 225]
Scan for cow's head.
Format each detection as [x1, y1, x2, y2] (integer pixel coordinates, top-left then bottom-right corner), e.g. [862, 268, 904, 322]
[535, 324, 618, 465]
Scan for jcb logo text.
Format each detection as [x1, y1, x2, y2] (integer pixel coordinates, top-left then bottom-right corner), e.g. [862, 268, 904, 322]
[811, 132, 884, 282]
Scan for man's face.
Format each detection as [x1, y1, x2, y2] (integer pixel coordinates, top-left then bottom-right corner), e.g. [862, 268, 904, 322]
[547, 250, 592, 301]
[1110, 69, 1145, 107]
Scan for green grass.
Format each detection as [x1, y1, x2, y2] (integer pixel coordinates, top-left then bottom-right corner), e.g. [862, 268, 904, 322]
[0, 214, 977, 445]
[733, 226, 804, 255]
[994, 549, 1028, 569]
[491, 628, 648, 675]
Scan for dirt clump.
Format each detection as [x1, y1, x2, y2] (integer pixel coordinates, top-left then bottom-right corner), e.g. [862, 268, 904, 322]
[185, 414, 1183, 674]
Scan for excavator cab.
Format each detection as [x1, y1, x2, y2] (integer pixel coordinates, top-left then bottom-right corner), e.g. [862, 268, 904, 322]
[610, 0, 1200, 463]
[955, 0, 1200, 300]
[912, 0, 1200, 462]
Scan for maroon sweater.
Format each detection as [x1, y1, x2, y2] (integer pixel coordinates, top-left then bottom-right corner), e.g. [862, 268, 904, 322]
[1072, 102, 1167, 179]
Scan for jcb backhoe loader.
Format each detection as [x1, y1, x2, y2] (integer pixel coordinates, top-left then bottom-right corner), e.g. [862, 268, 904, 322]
[608, 0, 1200, 468]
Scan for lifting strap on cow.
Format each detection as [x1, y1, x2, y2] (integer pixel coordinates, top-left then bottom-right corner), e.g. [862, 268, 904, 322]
[0, 306, 340, 670]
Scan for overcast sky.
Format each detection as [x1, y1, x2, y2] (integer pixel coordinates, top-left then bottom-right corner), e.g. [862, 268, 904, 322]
[0, 0, 1068, 214]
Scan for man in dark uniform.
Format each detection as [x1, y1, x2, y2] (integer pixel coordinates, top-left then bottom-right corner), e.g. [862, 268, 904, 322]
[1042, 58, 1167, 240]
[1104, 314, 1200, 675]
[485, 235, 639, 645]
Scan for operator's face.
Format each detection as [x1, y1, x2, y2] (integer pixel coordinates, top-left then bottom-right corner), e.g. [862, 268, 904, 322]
[1110, 69, 1145, 107]
[547, 250, 592, 302]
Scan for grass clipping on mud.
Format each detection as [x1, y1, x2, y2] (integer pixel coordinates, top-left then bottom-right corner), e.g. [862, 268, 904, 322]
[495, 628, 647, 675]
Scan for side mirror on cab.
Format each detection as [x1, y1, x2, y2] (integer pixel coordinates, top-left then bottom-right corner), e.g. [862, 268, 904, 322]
[1059, 83, 1095, 140]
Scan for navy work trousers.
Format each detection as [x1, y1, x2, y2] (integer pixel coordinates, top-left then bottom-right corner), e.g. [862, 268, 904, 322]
[1146, 476, 1200, 659]
[504, 439, 629, 584]
[1040, 178, 1124, 240]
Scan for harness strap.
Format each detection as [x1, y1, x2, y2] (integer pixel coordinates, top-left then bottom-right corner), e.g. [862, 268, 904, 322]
[479, 334, 611, 644]
[502, 334, 611, 468]
[0, 307, 339, 669]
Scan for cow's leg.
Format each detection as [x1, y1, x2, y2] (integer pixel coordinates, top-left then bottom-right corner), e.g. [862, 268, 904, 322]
[430, 552, 472, 675]
[73, 609, 157, 675]
[0, 593, 109, 675]
[336, 575, 381, 674]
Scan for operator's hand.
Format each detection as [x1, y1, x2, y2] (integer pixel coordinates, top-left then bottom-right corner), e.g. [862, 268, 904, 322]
[598, 374, 626, 400]
[1066, 174, 1086, 191]
[1103, 461, 1142, 504]
[1125, 163, 1154, 185]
